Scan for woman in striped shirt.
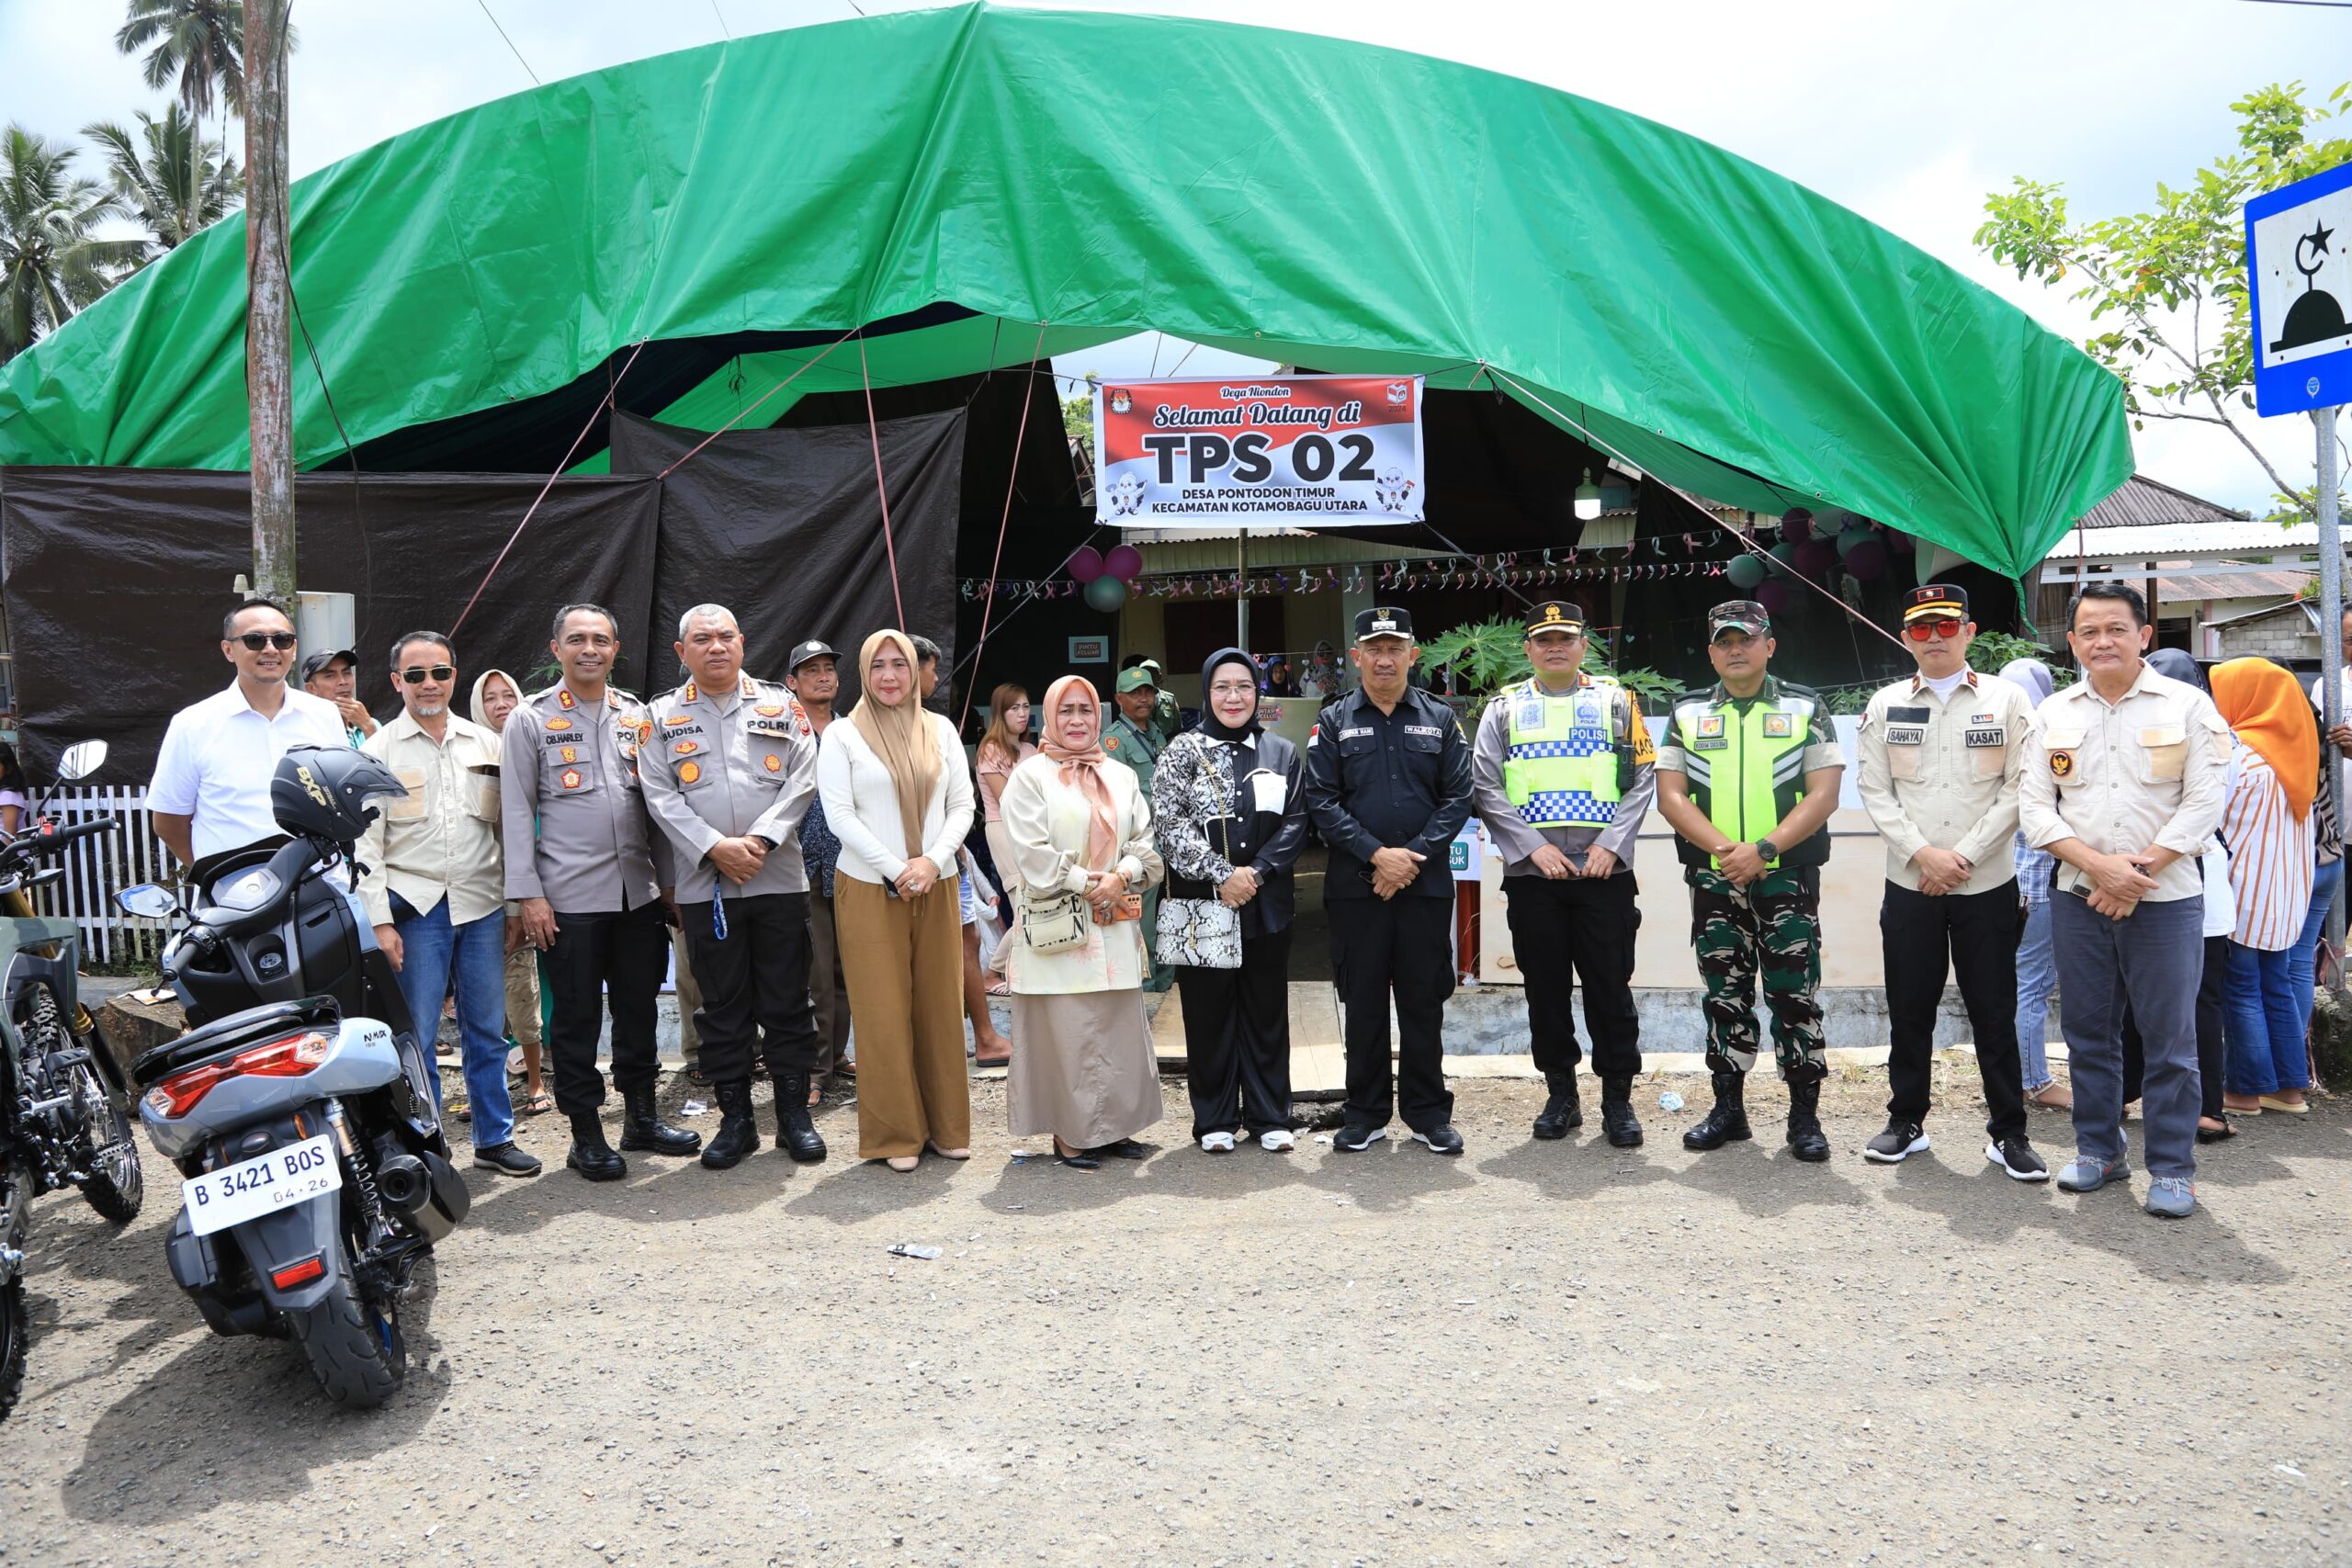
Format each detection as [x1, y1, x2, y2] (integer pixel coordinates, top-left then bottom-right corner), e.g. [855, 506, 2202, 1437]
[2210, 658, 2320, 1116]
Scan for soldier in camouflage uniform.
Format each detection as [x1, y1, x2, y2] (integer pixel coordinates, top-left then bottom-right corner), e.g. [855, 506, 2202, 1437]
[1652, 601, 1846, 1161]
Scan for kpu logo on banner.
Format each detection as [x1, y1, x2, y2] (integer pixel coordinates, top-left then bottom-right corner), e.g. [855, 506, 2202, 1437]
[1093, 374, 1426, 527]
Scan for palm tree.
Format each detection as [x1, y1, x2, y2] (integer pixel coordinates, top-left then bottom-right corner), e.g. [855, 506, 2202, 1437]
[0, 127, 142, 364]
[82, 103, 243, 259]
[117, 0, 250, 125]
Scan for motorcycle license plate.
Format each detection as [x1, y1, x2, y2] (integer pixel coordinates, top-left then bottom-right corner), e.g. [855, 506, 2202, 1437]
[183, 1134, 342, 1237]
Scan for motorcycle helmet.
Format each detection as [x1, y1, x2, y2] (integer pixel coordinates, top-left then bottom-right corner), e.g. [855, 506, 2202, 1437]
[271, 745, 407, 843]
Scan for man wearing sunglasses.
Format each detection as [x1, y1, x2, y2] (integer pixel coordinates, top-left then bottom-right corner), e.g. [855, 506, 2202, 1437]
[355, 632, 540, 1179]
[1855, 584, 2045, 1181]
[150, 599, 351, 881]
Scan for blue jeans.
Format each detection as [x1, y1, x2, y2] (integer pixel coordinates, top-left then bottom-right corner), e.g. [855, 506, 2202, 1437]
[390, 894, 514, 1151]
[2225, 939, 2311, 1096]
[2053, 891, 2202, 1181]
[2014, 895, 2057, 1091]
[2287, 857, 2342, 1043]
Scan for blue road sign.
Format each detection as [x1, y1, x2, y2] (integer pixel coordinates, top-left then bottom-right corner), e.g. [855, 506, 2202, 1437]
[2248, 160, 2352, 417]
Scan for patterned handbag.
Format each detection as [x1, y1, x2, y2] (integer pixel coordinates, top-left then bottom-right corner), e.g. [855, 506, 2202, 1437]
[1156, 812, 1243, 970]
[1018, 885, 1091, 954]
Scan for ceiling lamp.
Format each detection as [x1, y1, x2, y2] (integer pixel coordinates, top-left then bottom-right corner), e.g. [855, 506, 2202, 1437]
[1573, 467, 1604, 521]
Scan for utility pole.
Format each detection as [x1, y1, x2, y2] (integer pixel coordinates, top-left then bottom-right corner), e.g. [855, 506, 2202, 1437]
[245, 0, 296, 604]
[2317, 403, 2344, 952]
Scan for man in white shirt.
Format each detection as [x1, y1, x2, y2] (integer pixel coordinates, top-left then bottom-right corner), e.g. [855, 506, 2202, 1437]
[356, 631, 540, 1179]
[149, 600, 350, 882]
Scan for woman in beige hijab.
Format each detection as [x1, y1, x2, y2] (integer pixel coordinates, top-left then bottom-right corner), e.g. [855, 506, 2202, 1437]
[469, 668, 551, 1114]
[1000, 674, 1165, 1168]
[815, 630, 977, 1170]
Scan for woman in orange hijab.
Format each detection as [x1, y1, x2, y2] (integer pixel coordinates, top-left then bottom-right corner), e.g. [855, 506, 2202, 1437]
[2209, 657, 2320, 1115]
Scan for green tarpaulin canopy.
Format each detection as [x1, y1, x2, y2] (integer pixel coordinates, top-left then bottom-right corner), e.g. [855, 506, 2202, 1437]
[0, 2, 2131, 578]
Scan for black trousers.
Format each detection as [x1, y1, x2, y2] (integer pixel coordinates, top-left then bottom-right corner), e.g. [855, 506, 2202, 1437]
[2122, 934, 2226, 1120]
[1329, 895, 1455, 1133]
[1880, 883, 2027, 1139]
[1501, 869, 1642, 1084]
[1180, 926, 1294, 1138]
[545, 900, 669, 1116]
[679, 890, 819, 1083]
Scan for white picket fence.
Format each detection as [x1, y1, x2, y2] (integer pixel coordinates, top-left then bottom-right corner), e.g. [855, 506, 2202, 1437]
[28, 785, 173, 967]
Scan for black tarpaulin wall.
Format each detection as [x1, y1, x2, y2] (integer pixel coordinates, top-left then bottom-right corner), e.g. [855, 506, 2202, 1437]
[0, 468, 662, 778]
[606, 408, 965, 694]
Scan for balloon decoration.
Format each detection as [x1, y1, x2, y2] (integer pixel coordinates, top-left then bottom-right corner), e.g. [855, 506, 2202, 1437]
[1083, 574, 1129, 613]
[1834, 525, 1868, 559]
[1725, 553, 1767, 590]
[1886, 528, 1916, 554]
[1793, 539, 1837, 579]
[1768, 540, 1800, 572]
[1815, 510, 1848, 536]
[1780, 506, 1814, 544]
[1755, 578, 1792, 615]
[1068, 546, 1105, 583]
[1843, 537, 1888, 581]
[1102, 543, 1145, 582]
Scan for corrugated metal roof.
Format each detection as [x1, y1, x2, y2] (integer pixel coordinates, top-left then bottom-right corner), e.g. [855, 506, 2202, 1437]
[2157, 571, 2315, 602]
[2075, 474, 2246, 528]
[2206, 597, 2321, 630]
[2045, 519, 2322, 557]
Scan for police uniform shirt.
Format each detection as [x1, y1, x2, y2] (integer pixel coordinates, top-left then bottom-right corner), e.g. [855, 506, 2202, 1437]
[1855, 669, 2035, 896]
[2017, 663, 2228, 903]
[1470, 672, 1657, 874]
[1303, 684, 1474, 899]
[639, 673, 820, 903]
[501, 682, 663, 912]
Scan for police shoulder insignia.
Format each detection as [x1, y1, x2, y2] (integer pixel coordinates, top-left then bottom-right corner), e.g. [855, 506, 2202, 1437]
[556, 688, 576, 710]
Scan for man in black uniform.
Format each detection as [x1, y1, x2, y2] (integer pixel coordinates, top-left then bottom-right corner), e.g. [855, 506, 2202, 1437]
[1306, 606, 1476, 1155]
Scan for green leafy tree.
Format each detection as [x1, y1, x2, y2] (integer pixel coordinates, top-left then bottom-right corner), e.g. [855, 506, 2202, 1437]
[1420, 615, 1677, 710]
[118, 0, 252, 122]
[0, 127, 140, 363]
[82, 103, 243, 259]
[1975, 82, 2352, 514]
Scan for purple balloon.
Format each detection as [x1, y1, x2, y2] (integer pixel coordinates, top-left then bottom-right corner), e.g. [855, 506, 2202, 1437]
[1069, 546, 1105, 583]
[1793, 539, 1837, 579]
[1885, 529, 1915, 555]
[1103, 543, 1145, 582]
[1780, 506, 1813, 545]
[1845, 537, 1888, 581]
[1755, 579, 1792, 615]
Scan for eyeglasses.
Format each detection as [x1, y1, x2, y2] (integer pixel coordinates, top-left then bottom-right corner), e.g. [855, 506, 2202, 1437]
[1904, 619, 1964, 642]
[400, 664, 457, 684]
[235, 632, 298, 651]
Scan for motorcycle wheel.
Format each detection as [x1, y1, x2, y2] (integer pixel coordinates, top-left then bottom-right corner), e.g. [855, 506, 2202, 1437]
[0, 1270, 23, 1424]
[290, 1233, 407, 1410]
[71, 1060, 142, 1225]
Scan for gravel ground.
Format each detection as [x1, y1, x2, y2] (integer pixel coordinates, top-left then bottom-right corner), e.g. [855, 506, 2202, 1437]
[3, 1066, 2346, 1566]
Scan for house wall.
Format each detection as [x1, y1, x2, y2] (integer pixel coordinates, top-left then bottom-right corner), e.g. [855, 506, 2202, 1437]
[2214, 615, 2319, 662]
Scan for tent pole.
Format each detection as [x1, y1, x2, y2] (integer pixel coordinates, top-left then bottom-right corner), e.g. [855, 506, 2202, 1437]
[1238, 534, 1249, 650]
[246, 0, 297, 604]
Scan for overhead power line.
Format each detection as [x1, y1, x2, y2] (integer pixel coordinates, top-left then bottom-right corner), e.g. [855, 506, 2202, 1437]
[476, 0, 540, 85]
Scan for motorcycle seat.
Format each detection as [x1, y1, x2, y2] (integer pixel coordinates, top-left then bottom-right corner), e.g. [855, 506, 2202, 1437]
[131, 995, 344, 1089]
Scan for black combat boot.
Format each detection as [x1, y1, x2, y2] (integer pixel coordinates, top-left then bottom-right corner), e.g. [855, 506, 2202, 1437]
[1532, 1074, 1583, 1140]
[1785, 1076, 1831, 1162]
[772, 1071, 828, 1164]
[1681, 1070, 1751, 1150]
[1599, 1075, 1643, 1148]
[619, 1085, 703, 1156]
[700, 1078, 762, 1170]
[564, 1111, 627, 1181]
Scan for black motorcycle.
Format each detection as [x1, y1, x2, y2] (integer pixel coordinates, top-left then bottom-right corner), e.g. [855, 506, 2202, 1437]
[0, 739, 141, 1422]
[116, 745, 466, 1409]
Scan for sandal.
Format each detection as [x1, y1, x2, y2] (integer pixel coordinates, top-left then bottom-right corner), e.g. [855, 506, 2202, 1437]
[684, 1063, 711, 1087]
[884, 1156, 919, 1173]
[2026, 1082, 2073, 1110]
[448, 1099, 470, 1123]
[518, 1090, 555, 1116]
[974, 1050, 1012, 1069]
[986, 978, 1011, 998]
[925, 1142, 972, 1161]
[2197, 1117, 2236, 1143]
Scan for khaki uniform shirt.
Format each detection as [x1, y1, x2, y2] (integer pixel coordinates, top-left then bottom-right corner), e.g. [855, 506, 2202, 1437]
[639, 674, 820, 903]
[2017, 663, 2228, 904]
[355, 711, 511, 929]
[501, 682, 663, 912]
[1855, 670, 2033, 895]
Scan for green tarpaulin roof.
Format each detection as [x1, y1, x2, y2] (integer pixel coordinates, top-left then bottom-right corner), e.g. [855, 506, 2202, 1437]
[0, 2, 2131, 577]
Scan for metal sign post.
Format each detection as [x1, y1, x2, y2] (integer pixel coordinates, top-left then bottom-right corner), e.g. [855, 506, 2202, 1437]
[2246, 161, 2352, 953]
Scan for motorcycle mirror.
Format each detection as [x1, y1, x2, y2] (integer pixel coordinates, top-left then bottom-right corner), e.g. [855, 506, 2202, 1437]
[116, 883, 177, 919]
[56, 739, 107, 781]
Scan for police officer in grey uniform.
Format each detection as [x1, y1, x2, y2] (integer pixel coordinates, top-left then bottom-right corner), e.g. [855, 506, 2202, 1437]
[503, 603, 702, 1180]
[1305, 606, 1476, 1155]
[639, 604, 828, 1169]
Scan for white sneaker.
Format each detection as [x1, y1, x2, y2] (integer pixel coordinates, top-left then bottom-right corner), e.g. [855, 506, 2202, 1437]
[1259, 1128, 1295, 1152]
[1200, 1131, 1237, 1153]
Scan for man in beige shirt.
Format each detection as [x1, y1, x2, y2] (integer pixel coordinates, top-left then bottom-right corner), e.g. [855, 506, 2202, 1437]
[1855, 584, 2043, 1181]
[357, 631, 539, 1178]
[2017, 584, 2226, 1219]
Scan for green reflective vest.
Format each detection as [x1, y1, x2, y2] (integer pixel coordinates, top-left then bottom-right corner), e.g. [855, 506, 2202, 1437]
[1669, 680, 1828, 871]
[1500, 675, 1623, 828]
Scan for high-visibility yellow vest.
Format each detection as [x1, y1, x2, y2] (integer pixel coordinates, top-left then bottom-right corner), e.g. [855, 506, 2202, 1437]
[1669, 679, 1828, 871]
[1500, 675, 1623, 828]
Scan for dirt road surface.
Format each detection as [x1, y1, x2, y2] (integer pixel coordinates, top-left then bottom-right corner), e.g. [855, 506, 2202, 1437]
[4, 1072, 2346, 1565]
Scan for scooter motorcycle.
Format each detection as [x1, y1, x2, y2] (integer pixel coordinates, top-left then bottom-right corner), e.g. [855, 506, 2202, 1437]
[116, 745, 468, 1409]
[0, 739, 141, 1421]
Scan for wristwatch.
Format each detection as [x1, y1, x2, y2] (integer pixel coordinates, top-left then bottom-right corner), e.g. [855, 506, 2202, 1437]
[1753, 838, 1781, 862]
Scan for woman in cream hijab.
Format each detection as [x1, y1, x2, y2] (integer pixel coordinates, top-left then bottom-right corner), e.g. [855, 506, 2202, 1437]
[815, 630, 977, 1170]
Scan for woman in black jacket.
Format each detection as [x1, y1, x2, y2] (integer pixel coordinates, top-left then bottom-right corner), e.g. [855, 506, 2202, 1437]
[1151, 648, 1309, 1151]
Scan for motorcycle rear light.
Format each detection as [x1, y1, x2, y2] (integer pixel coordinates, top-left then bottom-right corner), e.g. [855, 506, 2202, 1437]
[142, 1030, 334, 1118]
[270, 1256, 325, 1290]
